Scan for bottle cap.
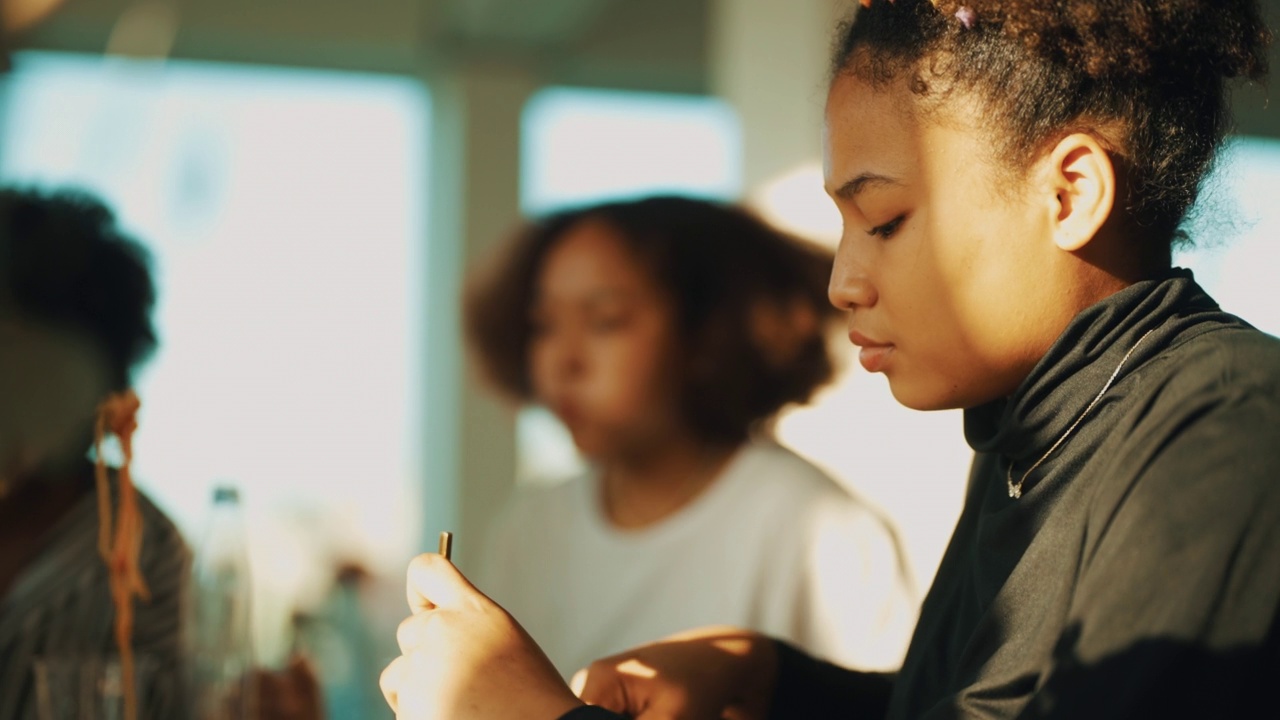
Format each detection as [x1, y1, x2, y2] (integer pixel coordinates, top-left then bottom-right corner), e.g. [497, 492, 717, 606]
[213, 485, 240, 504]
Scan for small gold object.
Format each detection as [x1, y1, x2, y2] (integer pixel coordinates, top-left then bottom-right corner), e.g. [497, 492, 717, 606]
[438, 531, 453, 561]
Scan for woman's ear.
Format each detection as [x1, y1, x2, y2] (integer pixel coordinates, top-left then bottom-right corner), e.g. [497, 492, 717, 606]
[1045, 133, 1116, 253]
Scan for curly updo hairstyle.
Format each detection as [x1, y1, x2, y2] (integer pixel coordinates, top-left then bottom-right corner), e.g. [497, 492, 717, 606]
[466, 196, 840, 446]
[835, 0, 1271, 247]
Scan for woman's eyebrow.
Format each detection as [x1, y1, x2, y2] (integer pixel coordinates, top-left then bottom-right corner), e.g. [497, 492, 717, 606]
[829, 172, 902, 200]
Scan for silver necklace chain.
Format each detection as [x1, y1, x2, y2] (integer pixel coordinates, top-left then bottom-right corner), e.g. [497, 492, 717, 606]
[1007, 327, 1157, 499]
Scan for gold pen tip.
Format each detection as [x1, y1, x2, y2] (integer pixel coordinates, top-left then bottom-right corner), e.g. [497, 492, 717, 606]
[438, 531, 454, 561]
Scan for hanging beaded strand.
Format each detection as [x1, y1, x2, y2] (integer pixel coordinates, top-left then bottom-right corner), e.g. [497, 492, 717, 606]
[94, 390, 150, 720]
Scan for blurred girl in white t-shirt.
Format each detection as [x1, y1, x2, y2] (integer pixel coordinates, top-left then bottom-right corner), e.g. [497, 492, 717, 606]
[467, 196, 916, 678]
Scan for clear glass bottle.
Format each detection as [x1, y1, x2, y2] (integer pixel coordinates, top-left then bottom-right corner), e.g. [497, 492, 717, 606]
[194, 485, 255, 719]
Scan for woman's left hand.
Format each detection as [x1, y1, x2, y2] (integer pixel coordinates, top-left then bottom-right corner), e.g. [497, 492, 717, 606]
[380, 553, 583, 720]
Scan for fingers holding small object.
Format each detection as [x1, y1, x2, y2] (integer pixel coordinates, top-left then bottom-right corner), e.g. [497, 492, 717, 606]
[406, 531, 471, 612]
[380, 655, 407, 713]
[385, 530, 471, 715]
[397, 612, 429, 654]
[405, 552, 472, 612]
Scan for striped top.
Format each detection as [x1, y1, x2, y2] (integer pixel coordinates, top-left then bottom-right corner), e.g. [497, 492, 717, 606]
[0, 480, 192, 719]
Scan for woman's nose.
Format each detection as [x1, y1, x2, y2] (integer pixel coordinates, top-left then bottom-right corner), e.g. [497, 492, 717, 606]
[549, 335, 587, 381]
[828, 247, 878, 310]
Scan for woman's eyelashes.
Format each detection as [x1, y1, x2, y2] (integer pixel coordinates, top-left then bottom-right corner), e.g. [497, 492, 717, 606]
[867, 214, 906, 239]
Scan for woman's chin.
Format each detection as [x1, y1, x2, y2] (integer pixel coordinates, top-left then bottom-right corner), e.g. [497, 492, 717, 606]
[886, 376, 967, 412]
[567, 431, 607, 461]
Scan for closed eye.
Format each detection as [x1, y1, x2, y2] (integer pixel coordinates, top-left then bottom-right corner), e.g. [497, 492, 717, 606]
[867, 215, 905, 239]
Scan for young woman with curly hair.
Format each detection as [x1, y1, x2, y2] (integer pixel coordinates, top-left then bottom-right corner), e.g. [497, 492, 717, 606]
[381, 2, 1280, 718]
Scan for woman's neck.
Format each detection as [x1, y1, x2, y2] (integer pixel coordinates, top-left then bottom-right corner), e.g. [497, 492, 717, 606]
[599, 437, 739, 531]
[0, 461, 92, 518]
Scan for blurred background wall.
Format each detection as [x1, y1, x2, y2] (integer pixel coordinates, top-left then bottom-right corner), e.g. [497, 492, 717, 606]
[3, 0, 1278, 715]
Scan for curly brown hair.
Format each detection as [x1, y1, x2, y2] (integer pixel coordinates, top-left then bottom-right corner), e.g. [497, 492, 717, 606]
[0, 187, 157, 391]
[835, 0, 1271, 247]
[465, 196, 841, 445]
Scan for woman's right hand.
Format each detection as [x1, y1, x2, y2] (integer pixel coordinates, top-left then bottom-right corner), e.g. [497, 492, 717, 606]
[570, 626, 778, 720]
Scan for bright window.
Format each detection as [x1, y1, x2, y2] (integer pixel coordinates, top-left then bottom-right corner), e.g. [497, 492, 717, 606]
[1177, 136, 1280, 336]
[0, 52, 429, 670]
[521, 87, 742, 214]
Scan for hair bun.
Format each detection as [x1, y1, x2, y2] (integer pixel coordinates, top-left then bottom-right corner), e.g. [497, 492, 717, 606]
[936, 0, 1270, 81]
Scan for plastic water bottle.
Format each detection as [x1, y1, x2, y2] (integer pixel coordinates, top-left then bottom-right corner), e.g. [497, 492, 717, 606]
[194, 485, 255, 719]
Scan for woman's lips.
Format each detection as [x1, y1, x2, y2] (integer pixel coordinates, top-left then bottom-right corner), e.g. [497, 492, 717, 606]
[848, 330, 895, 373]
[858, 345, 894, 373]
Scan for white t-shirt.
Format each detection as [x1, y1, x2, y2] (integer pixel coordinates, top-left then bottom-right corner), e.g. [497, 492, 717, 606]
[478, 441, 918, 678]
